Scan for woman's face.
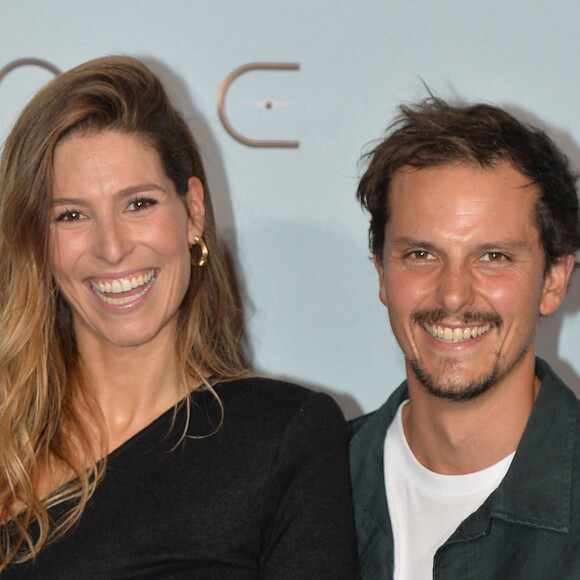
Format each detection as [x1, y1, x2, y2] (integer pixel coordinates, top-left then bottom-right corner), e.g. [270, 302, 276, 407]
[49, 130, 205, 351]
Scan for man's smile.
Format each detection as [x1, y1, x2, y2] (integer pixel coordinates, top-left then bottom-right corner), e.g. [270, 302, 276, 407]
[423, 322, 492, 343]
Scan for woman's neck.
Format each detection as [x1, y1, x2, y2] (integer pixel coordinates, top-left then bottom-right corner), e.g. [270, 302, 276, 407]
[75, 333, 192, 453]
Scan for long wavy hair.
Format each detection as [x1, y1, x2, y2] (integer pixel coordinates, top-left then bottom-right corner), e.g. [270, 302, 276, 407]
[0, 56, 248, 567]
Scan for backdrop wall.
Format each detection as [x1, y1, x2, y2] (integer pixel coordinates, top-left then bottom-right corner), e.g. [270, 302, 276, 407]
[2, 0, 579, 417]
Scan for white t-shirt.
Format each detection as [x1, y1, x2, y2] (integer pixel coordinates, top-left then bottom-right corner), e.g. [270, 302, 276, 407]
[384, 402, 514, 579]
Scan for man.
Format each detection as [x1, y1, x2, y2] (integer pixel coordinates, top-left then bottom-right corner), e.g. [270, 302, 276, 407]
[350, 96, 580, 579]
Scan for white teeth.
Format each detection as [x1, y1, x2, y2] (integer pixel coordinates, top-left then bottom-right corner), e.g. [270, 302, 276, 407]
[89, 270, 155, 304]
[452, 328, 463, 341]
[423, 322, 491, 343]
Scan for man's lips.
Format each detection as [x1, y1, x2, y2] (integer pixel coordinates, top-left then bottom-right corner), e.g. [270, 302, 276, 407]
[422, 322, 492, 343]
[412, 308, 501, 344]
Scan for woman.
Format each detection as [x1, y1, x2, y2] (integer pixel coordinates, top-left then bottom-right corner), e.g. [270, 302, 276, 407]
[0, 56, 357, 578]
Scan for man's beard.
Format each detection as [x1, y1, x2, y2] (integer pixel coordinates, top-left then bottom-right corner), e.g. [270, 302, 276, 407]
[408, 308, 506, 402]
[408, 353, 501, 401]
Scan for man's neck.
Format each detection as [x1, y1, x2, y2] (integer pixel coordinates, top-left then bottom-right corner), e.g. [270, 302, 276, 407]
[402, 362, 540, 475]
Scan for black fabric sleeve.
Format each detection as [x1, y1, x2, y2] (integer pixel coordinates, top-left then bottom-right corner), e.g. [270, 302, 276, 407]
[259, 391, 359, 579]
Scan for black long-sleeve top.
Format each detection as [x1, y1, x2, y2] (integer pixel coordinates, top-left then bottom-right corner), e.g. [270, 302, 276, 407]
[4, 377, 358, 579]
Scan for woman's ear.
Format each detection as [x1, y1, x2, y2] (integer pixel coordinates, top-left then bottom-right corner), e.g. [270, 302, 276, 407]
[185, 177, 206, 244]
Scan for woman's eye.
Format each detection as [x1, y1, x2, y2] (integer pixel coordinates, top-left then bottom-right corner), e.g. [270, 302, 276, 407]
[55, 210, 83, 222]
[128, 197, 157, 211]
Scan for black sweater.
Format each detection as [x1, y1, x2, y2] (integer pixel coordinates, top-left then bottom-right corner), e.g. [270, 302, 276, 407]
[4, 378, 358, 579]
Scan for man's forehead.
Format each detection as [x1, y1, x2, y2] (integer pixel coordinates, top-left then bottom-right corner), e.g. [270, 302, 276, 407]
[386, 161, 540, 235]
[389, 161, 539, 203]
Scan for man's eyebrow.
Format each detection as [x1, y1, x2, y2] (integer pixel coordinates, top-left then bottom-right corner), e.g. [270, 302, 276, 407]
[389, 237, 533, 253]
[390, 237, 437, 250]
[473, 241, 534, 254]
[51, 183, 167, 206]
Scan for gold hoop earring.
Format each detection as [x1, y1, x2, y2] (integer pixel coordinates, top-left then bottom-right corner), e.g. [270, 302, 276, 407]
[191, 236, 209, 267]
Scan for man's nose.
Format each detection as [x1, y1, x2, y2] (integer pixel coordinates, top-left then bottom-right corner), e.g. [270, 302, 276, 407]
[434, 263, 475, 313]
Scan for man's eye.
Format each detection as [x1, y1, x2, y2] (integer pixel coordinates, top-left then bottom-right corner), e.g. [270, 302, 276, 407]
[408, 250, 435, 260]
[128, 197, 157, 211]
[482, 252, 507, 262]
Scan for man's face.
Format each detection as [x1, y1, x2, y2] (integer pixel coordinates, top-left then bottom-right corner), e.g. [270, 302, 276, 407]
[375, 161, 572, 401]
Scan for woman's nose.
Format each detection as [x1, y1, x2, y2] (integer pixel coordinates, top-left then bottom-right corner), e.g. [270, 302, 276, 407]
[91, 218, 134, 264]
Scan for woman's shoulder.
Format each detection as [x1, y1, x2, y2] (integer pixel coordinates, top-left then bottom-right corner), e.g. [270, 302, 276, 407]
[195, 377, 349, 468]
[215, 375, 341, 411]
[202, 376, 347, 433]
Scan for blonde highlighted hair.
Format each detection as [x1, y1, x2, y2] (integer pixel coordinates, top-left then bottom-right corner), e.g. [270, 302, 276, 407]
[0, 56, 247, 567]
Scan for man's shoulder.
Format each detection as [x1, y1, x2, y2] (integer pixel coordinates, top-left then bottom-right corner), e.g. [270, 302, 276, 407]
[349, 382, 409, 460]
[349, 409, 379, 437]
[351, 381, 408, 427]
[535, 358, 580, 414]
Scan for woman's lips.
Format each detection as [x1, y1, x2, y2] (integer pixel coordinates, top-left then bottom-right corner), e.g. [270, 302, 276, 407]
[89, 269, 156, 305]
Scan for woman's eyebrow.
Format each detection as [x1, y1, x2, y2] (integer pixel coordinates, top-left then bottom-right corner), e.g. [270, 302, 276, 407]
[51, 183, 167, 207]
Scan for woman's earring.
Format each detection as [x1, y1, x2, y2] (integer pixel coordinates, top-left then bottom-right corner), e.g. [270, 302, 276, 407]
[190, 236, 209, 267]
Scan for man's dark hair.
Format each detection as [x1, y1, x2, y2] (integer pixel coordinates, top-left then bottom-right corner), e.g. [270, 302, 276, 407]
[357, 96, 580, 268]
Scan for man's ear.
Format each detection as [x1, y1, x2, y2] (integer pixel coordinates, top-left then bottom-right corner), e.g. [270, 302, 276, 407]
[374, 252, 388, 307]
[539, 254, 576, 316]
[185, 177, 205, 244]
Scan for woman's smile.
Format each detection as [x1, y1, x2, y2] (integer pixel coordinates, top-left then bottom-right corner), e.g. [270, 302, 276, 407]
[88, 269, 156, 307]
[49, 130, 205, 349]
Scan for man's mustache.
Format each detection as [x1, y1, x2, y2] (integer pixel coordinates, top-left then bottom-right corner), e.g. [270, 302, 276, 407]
[411, 308, 503, 327]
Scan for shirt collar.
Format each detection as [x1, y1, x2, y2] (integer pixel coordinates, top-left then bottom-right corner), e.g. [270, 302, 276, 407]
[350, 358, 578, 547]
[350, 382, 409, 550]
[451, 358, 578, 539]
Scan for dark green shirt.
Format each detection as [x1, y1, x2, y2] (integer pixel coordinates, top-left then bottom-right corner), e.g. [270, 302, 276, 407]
[350, 358, 580, 579]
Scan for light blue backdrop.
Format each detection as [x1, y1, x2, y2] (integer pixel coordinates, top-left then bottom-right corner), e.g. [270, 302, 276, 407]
[1, 0, 579, 417]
